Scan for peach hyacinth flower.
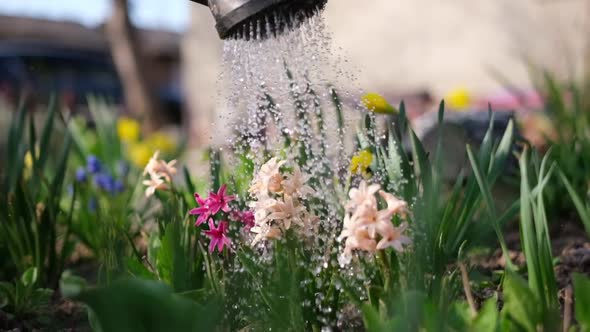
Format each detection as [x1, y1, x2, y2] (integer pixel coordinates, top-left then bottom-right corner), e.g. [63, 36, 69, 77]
[248, 157, 317, 245]
[339, 181, 411, 264]
[142, 151, 177, 197]
[143, 172, 168, 197]
[249, 157, 286, 197]
[143, 151, 177, 182]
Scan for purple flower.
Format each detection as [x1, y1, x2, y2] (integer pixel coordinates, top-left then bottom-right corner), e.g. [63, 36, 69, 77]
[87, 155, 102, 174]
[75, 167, 87, 182]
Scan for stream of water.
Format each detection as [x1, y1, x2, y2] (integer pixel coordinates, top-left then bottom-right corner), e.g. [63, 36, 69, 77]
[219, 10, 369, 327]
[221, 10, 362, 170]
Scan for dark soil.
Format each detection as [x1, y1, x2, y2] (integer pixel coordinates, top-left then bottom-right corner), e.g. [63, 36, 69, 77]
[0, 297, 89, 332]
[471, 218, 590, 309]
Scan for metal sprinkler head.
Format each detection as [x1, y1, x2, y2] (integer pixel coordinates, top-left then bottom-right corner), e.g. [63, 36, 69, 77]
[191, 0, 328, 39]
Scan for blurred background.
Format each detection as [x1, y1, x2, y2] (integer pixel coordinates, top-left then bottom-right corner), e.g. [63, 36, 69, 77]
[0, 0, 587, 147]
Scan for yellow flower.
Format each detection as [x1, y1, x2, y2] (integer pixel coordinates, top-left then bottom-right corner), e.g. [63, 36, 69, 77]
[117, 117, 141, 143]
[446, 87, 471, 110]
[23, 151, 33, 180]
[23, 146, 39, 180]
[350, 150, 374, 175]
[145, 132, 176, 154]
[362, 93, 398, 115]
[128, 142, 153, 168]
[24, 151, 33, 169]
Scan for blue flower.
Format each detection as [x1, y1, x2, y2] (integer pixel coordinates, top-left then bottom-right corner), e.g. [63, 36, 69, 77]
[75, 167, 87, 182]
[94, 173, 116, 193]
[114, 180, 124, 193]
[87, 155, 102, 174]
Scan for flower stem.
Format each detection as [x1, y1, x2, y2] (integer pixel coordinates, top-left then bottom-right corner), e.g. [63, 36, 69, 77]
[377, 251, 391, 294]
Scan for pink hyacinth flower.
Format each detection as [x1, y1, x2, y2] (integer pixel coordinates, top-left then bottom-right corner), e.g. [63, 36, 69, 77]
[204, 219, 232, 253]
[189, 193, 211, 226]
[230, 210, 255, 229]
[207, 184, 235, 214]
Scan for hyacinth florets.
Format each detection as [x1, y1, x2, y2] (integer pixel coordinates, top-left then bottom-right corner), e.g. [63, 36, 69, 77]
[142, 151, 177, 197]
[188, 184, 236, 253]
[338, 180, 411, 264]
[248, 157, 318, 245]
[189, 184, 254, 253]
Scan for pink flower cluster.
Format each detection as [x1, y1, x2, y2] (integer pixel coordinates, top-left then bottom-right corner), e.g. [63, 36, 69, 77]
[189, 184, 253, 253]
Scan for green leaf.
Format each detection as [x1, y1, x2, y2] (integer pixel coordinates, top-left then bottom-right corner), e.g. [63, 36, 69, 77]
[362, 303, 395, 332]
[559, 170, 590, 236]
[472, 298, 499, 332]
[20, 267, 38, 288]
[69, 278, 223, 332]
[30, 288, 53, 307]
[50, 132, 72, 199]
[59, 273, 88, 298]
[467, 145, 512, 268]
[157, 221, 188, 291]
[0, 282, 15, 308]
[502, 271, 542, 332]
[574, 273, 590, 329]
[126, 257, 156, 280]
[489, 120, 514, 181]
[183, 166, 196, 196]
[37, 95, 57, 171]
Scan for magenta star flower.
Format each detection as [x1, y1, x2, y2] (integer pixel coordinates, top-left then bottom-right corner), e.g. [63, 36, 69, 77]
[189, 193, 211, 226]
[204, 219, 232, 253]
[207, 184, 235, 214]
[229, 210, 255, 229]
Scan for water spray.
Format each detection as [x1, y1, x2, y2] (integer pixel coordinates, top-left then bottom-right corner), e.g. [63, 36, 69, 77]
[191, 0, 328, 39]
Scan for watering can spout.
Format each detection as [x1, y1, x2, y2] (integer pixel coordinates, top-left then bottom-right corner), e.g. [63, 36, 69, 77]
[191, 0, 327, 39]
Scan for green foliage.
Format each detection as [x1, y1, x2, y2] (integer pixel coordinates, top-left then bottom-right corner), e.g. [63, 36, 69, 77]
[502, 271, 543, 331]
[2, 91, 589, 332]
[472, 298, 500, 332]
[349, 103, 521, 330]
[560, 169, 590, 237]
[60, 275, 223, 332]
[230, 234, 339, 331]
[516, 149, 559, 326]
[533, 71, 590, 217]
[130, 180, 210, 294]
[574, 273, 590, 331]
[0, 99, 74, 286]
[0, 267, 52, 318]
[360, 289, 501, 332]
[365, 103, 517, 297]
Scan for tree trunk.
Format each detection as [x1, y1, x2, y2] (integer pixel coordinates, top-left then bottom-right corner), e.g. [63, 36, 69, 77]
[107, 0, 160, 131]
